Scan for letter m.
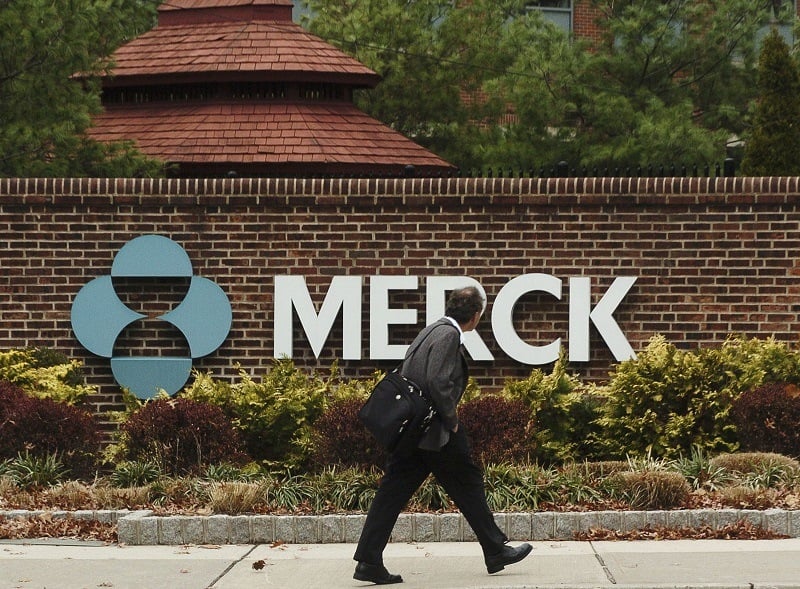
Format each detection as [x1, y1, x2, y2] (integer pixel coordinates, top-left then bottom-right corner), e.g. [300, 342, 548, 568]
[273, 276, 362, 360]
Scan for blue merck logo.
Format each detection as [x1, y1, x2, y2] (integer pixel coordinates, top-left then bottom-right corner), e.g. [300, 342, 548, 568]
[71, 235, 232, 399]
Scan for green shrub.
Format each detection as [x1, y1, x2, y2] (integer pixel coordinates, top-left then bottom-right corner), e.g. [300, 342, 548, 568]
[183, 359, 333, 465]
[593, 335, 800, 460]
[731, 383, 800, 456]
[501, 352, 600, 463]
[118, 397, 249, 476]
[0, 380, 101, 478]
[459, 395, 535, 467]
[0, 348, 94, 404]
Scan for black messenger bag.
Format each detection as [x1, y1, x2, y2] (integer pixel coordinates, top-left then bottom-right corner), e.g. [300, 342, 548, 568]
[358, 371, 437, 456]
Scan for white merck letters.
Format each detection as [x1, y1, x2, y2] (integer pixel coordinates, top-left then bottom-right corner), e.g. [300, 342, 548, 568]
[274, 275, 362, 359]
[569, 276, 637, 362]
[273, 274, 637, 364]
[491, 273, 563, 365]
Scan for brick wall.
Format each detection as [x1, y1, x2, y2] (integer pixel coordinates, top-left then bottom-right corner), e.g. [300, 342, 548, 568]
[1, 176, 800, 419]
[573, 1, 603, 42]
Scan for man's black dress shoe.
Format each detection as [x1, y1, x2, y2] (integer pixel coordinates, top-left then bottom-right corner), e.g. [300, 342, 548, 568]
[353, 562, 403, 585]
[485, 542, 533, 574]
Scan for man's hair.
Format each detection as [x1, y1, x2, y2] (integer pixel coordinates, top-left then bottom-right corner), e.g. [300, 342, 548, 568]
[445, 286, 485, 324]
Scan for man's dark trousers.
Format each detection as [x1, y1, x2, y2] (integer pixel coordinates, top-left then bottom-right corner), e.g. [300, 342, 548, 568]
[354, 428, 507, 565]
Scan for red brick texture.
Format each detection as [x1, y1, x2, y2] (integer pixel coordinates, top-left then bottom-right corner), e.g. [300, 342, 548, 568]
[1, 176, 799, 418]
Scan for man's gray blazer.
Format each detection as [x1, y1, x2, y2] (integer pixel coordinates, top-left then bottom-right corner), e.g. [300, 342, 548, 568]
[400, 318, 467, 451]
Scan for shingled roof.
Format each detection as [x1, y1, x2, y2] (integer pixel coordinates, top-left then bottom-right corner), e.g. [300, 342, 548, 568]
[87, 0, 454, 177]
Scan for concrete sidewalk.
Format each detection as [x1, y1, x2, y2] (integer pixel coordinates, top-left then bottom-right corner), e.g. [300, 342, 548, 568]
[2, 539, 800, 589]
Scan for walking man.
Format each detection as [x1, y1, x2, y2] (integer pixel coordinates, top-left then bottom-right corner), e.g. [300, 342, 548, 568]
[354, 286, 532, 585]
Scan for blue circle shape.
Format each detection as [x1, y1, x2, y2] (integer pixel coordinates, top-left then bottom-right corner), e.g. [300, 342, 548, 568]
[111, 235, 193, 277]
[111, 357, 193, 398]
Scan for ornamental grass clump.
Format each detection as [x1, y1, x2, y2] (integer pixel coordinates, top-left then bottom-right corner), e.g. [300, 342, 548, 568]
[709, 452, 800, 489]
[45, 481, 94, 510]
[717, 485, 782, 510]
[1, 452, 69, 489]
[604, 470, 691, 510]
[109, 460, 163, 488]
[91, 485, 154, 510]
[208, 481, 266, 514]
[670, 446, 733, 491]
[483, 463, 550, 511]
[577, 460, 630, 481]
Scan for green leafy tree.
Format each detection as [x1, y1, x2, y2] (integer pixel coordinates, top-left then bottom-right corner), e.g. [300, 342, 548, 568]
[301, 0, 532, 170]
[496, 0, 775, 170]
[304, 0, 781, 172]
[0, 0, 163, 177]
[740, 28, 800, 175]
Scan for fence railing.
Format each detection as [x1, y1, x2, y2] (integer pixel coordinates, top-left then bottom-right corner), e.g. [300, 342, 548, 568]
[222, 159, 739, 180]
[279, 159, 739, 180]
[455, 158, 738, 179]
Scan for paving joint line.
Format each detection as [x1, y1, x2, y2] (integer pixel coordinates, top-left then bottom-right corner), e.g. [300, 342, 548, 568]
[206, 543, 258, 588]
[589, 541, 616, 585]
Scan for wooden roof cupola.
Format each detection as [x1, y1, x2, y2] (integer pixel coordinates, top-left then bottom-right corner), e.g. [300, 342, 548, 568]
[88, 0, 454, 177]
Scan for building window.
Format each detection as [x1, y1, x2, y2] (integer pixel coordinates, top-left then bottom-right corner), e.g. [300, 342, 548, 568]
[527, 1, 572, 33]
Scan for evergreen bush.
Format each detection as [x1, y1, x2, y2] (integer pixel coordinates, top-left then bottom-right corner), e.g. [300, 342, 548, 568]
[308, 396, 386, 469]
[183, 359, 332, 465]
[0, 380, 100, 478]
[501, 352, 601, 463]
[459, 395, 535, 467]
[593, 335, 800, 460]
[118, 397, 249, 476]
[741, 28, 800, 176]
[731, 383, 800, 456]
[0, 347, 94, 404]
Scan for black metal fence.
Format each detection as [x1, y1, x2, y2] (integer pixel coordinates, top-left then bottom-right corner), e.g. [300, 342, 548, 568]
[447, 158, 738, 179]
[222, 159, 739, 180]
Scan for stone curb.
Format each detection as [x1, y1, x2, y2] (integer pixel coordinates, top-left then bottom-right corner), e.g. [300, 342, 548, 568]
[3, 508, 800, 545]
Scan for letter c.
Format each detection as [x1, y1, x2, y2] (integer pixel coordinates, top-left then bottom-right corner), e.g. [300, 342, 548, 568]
[491, 274, 561, 365]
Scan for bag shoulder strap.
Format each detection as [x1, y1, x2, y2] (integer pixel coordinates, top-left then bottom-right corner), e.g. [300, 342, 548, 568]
[397, 320, 459, 401]
[404, 319, 459, 359]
